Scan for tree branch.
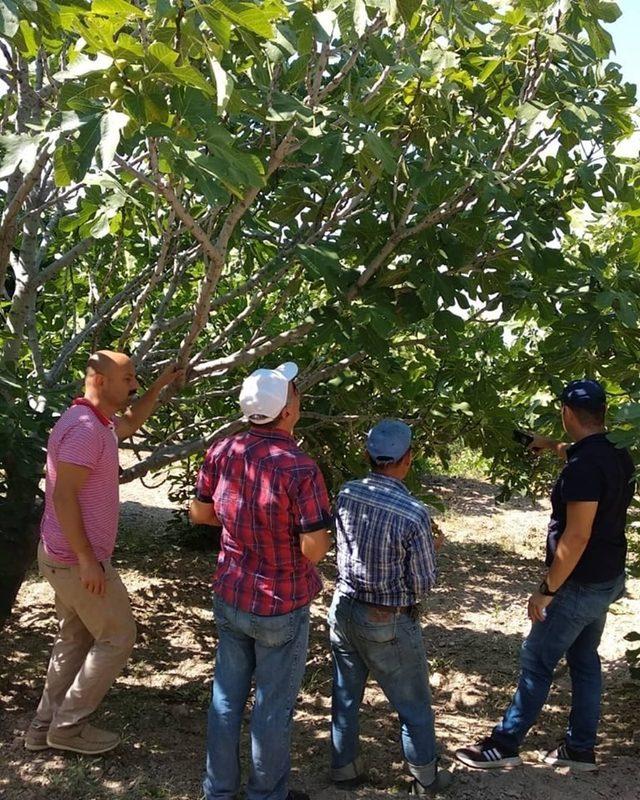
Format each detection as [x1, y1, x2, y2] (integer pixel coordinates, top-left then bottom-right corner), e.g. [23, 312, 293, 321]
[362, 65, 391, 104]
[190, 320, 314, 380]
[45, 264, 156, 385]
[298, 351, 367, 391]
[35, 237, 94, 288]
[119, 349, 368, 482]
[119, 417, 245, 482]
[0, 147, 50, 288]
[114, 154, 225, 267]
[119, 210, 177, 347]
[190, 261, 293, 366]
[247, 266, 303, 347]
[316, 15, 385, 103]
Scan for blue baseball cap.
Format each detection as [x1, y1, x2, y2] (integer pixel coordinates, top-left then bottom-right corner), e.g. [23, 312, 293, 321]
[560, 379, 606, 410]
[366, 419, 412, 464]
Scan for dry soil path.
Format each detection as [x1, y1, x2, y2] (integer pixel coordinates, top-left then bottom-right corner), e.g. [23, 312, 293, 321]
[1, 472, 639, 800]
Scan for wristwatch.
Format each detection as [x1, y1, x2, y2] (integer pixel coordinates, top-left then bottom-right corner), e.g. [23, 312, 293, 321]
[539, 579, 557, 597]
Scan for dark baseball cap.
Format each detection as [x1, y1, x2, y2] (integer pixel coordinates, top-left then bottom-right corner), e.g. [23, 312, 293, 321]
[560, 379, 606, 410]
[366, 419, 412, 464]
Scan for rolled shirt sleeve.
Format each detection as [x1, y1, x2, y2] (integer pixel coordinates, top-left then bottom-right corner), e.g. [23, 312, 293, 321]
[195, 448, 219, 503]
[403, 508, 437, 596]
[290, 465, 333, 534]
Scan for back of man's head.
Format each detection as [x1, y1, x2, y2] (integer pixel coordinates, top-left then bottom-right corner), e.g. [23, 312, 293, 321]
[560, 379, 606, 428]
[366, 419, 413, 475]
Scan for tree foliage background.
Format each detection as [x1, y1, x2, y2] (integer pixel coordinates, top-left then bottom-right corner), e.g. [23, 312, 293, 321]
[0, 0, 639, 669]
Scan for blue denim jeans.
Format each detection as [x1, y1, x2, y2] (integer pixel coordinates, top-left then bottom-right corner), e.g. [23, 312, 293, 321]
[328, 592, 438, 785]
[203, 597, 310, 800]
[492, 573, 625, 754]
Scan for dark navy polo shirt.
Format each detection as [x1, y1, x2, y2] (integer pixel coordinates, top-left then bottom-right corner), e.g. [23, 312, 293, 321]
[546, 433, 635, 583]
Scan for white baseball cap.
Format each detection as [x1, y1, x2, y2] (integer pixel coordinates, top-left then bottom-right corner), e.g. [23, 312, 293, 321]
[239, 362, 299, 424]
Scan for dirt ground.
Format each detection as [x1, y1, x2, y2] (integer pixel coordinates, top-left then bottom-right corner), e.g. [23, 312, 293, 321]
[2, 470, 640, 800]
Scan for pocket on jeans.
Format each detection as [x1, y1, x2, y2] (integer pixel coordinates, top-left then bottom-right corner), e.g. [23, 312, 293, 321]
[355, 617, 397, 644]
[573, 581, 621, 623]
[252, 612, 295, 648]
[213, 598, 232, 631]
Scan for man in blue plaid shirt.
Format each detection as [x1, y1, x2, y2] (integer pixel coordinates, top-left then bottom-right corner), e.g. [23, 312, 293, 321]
[329, 419, 451, 796]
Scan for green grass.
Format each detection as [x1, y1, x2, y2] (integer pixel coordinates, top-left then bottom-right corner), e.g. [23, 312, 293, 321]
[438, 443, 491, 480]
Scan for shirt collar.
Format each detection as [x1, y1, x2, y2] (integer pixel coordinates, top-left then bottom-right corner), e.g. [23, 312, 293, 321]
[566, 431, 608, 457]
[248, 426, 295, 443]
[72, 397, 113, 428]
[366, 472, 410, 493]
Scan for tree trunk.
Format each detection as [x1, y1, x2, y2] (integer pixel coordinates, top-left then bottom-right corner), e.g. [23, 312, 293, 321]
[0, 454, 43, 632]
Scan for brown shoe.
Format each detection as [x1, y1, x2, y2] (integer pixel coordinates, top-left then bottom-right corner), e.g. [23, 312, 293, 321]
[24, 723, 50, 752]
[47, 723, 120, 755]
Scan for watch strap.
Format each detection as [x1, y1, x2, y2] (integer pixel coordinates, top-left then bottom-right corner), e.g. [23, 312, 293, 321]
[539, 579, 557, 597]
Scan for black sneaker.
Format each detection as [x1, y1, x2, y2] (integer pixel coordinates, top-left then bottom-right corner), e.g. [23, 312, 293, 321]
[541, 742, 597, 772]
[455, 738, 522, 769]
[410, 768, 454, 795]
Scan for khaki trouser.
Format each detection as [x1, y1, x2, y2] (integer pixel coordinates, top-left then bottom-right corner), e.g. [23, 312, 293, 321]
[34, 541, 136, 734]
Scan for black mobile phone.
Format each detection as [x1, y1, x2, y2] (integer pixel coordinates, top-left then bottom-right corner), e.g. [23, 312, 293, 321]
[512, 429, 534, 447]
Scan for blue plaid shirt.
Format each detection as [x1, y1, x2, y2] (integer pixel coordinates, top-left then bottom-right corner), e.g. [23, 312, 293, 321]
[334, 473, 437, 606]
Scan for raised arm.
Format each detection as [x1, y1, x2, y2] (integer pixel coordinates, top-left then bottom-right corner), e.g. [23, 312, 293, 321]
[529, 433, 570, 460]
[115, 364, 183, 441]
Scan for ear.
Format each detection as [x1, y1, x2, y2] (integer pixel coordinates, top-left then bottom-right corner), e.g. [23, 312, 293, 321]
[86, 371, 101, 388]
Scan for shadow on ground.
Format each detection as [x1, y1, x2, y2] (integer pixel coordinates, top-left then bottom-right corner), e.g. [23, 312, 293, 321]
[1, 482, 639, 800]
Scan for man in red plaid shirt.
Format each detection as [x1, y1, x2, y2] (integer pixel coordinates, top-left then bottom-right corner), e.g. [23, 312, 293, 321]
[190, 362, 332, 800]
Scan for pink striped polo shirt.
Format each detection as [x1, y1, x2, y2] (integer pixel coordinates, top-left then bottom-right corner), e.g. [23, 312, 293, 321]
[41, 401, 120, 564]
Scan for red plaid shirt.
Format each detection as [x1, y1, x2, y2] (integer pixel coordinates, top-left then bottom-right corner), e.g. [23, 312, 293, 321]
[196, 427, 332, 615]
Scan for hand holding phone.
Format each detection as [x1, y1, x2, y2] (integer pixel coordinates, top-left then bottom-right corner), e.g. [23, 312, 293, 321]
[512, 429, 534, 447]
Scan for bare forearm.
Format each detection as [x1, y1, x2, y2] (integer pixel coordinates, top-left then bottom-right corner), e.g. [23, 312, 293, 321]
[189, 499, 222, 526]
[549, 441, 569, 460]
[53, 491, 95, 560]
[121, 364, 184, 438]
[534, 434, 570, 460]
[546, 529, 590, 591]
[122, 382, 163, 435]
[300, 529, 331, 564]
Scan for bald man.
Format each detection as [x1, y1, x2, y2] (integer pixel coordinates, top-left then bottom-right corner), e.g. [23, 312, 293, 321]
[24, 352, 182, 755]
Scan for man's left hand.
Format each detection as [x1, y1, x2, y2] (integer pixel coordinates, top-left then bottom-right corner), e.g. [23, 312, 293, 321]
[431, 520, 445, 551]
[527, 590, 553, 622]
[154, 363, 185, 389]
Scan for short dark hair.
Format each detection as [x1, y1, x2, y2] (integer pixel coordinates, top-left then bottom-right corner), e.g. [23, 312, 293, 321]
[367, 447, 411, 472]
[252, 413, 285, 430]
[564, 403, 606, 427]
